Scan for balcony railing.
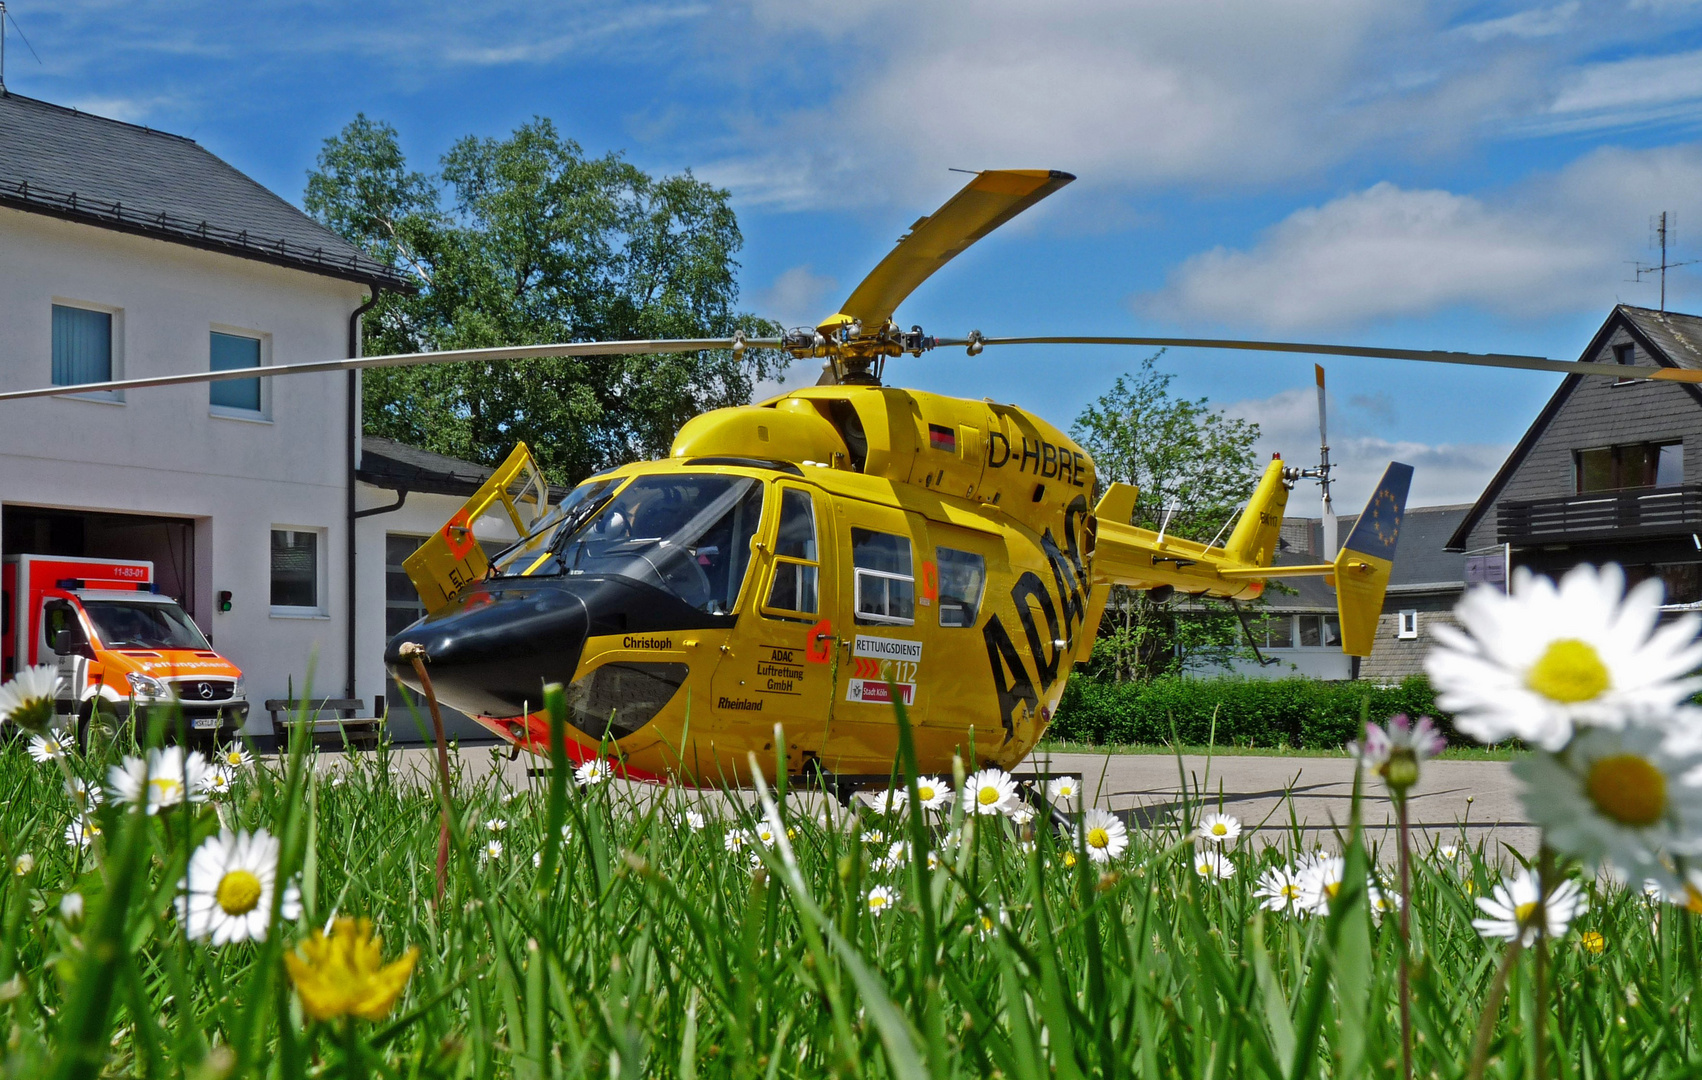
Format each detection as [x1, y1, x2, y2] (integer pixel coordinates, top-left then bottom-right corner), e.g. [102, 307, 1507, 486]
[1498, 483, 1702, 544]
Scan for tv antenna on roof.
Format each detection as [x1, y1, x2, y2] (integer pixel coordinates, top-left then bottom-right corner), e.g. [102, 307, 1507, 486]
[0, 3, 43, 96]
[1635, 211, 1699, 313]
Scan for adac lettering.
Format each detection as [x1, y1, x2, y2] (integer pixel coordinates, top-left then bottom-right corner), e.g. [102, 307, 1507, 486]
[981, 503, 1093, 744]
[986, 432, 1087, 488]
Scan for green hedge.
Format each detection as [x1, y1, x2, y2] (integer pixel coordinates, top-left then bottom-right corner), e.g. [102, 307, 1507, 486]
[1048, 674, 1457, 750]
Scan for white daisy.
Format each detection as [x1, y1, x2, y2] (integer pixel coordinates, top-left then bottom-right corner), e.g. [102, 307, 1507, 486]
[13, 853, 34, 876]
[926, 850, 942, 871]
[28, 729, 70, 763]
[723, 827, 750, 853]
[502, 790, 521, 804]
[485, 818, 508, 832]
[881, 840, 911, 871]
[1197, 813, 1242, 845]
[59, 892, 84, 926]
[65, 817, 101, 850]
[1194, 849, 1235, 881]
[913, 776, 951, 810]
[1298, 856, 1346, 914]
[574, 759, 610, 787]
[1348, 713, 1447, 791]
[754, 820, 780, 847]
[963, 768, 1017, 816]
[683, 809, 706, 831]
[1007, 804, 1036, 827]
[107, 747, 211, 814]
[65, 777, 103, 814]
[1473, 868, 1586, 945]
[863, 828, 886, 846]
[878, 788, 908, 814]
[1078, 808, 1129, 863]
[865, 885, 896, 917]
[974, 908, 1010, 940]
[199, 767, 234, 799]
[176, 828, 300, 945]
[1045, 776, 1082, 807]
[1426, 564, 1702, 751]
[532, 850, 542, 869]
[1439, 843, 1460, 862]
[481, 838, 505, 862]
[0, 665, 61, 733]
[1514, 723, 1702, 888]
[1254, 866, 1304, 914]
[216, 746, 254, 770]
[1368, 885, 1404, 922]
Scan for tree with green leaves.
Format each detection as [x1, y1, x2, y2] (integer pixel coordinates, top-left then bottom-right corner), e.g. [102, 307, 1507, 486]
[1071, 352, 1265, 680]
[304, 115, 784, 484]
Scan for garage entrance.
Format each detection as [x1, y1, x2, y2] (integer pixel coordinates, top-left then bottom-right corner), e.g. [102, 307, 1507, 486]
[2, 505, 198, 613]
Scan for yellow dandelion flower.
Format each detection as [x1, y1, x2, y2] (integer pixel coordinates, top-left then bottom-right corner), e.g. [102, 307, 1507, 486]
[1580, 930, 1606, 954]
[284, 917, 418, 1022]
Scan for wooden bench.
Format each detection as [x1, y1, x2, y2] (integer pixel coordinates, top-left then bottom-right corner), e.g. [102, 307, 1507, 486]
[265, 697, 386, 751]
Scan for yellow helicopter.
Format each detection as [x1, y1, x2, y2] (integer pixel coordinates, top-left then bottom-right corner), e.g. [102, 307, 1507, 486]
[8, 168, 1696, 790]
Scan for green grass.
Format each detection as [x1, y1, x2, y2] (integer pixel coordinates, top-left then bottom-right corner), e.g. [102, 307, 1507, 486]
[1035, 740, 1520, 761]
[0, 693, 1688, 1078]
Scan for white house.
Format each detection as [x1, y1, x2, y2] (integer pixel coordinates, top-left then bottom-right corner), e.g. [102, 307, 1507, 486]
[0, 91, 510, 740]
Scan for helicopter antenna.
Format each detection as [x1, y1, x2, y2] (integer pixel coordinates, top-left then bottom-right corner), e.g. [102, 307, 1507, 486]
[1293, 365, 1337, 557]
[1155, 502, 1177, 546]
[1634, 212, 1697, 313]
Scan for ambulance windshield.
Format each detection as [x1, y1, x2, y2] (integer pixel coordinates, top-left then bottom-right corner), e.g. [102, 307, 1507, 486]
[540, 474, 764, 615]
[83, 600, 211, 651]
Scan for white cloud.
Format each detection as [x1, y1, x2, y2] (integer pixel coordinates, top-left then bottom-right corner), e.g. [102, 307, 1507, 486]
[1137, 143, 1702, 331]
[1225, 387, 1509, 508]
[1538, 48, 1702, 134]
[1455, 2, 1578, 42]
[751, 264, 838, 328]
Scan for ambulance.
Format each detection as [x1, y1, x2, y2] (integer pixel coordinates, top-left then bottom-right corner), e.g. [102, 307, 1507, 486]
[1, 555, 248, 740]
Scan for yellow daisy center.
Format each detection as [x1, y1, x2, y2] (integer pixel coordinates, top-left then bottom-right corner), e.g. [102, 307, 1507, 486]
[1525, 639, 1611, 703]
[1282, 884, 1301, 899]
[226, 752, 243, 766]
[1514, 900, 1540, 924]
[1211, 822, 1228, 836]
[1324, 881, 1340, 899]
[1197, 861, 1212, 875]
[149, 777, 183, 802]
[1086, 827, 1110, 850]
[917, 786, 935, 801]
[978, 785, 1001, 805]
[216, 869, 263, 916]
[1685, 886, 1702, 916]
[869, 895, 887, 910]
[1585, 753, 1667, 827]
[1580, 931, 1605, 953]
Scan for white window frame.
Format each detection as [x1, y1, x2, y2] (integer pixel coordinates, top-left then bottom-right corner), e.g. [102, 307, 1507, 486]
[209, 325, 272, 422]
[1397, 610, 1419, 640]
[854, 568, 915, 626]
[270, 526, 329, 618]
[50, 297, 125, 403]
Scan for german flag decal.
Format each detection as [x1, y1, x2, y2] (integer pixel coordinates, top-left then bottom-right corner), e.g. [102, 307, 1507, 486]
[928, 424, 956, 453]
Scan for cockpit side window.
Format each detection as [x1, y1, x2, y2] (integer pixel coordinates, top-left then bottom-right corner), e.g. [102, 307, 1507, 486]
[852, 528, 914, 625]
[547, 474, 764, 615]
[764, 488, 820, 618]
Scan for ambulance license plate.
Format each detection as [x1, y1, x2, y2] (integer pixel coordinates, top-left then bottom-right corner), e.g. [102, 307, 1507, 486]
[192, 717, 221, 731]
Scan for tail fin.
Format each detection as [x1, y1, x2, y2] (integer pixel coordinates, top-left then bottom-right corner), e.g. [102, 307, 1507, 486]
[1332, 462, 1413, 656]
[1223, 457, 1292, 568]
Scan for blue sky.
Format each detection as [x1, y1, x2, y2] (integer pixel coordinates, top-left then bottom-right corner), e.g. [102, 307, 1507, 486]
[9, 0, 1702, 508]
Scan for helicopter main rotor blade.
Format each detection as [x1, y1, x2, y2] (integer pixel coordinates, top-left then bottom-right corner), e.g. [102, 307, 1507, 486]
[835, 170, 1075, 330]
[938, 334, 1702, 383]
[0, 337, 784, 403]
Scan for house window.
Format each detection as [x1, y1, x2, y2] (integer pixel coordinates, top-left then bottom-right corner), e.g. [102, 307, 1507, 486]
[1576, 441, 1683, 492]
[936, 547, 987, 627]
[386, 534, 427, 637]
[851, 528, 914, 625]
[270, 528, 324, 614]
[51, 303, 116, 389]
[210, 330, 264, 415]
[1397, 610, 1419, 639]
[764, 489, 820, 617]
[1296, 614, 1342, 648]
[1263, 615, 1294, 649]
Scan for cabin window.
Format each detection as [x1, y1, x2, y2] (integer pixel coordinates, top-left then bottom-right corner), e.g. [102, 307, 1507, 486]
[1575, 441, 1683, 493]
[765, 489, 820, 616]
[935, 547, 986, 627]
[852, 528, 915, 625]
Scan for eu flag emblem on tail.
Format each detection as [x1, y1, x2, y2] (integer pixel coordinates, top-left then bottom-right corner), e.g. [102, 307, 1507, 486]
[1342, 463, 1413, 562]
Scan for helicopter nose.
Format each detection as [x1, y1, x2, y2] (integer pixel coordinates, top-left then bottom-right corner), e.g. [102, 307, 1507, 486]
[385, 584, 590, 719]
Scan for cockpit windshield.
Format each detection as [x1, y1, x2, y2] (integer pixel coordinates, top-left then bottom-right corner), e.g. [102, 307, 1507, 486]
[501, 474, 765, 615]
[490, 476, 622, 577]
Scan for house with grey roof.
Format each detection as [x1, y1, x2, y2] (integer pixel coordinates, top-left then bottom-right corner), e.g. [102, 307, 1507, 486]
[1446, 305, 1702, 607]
[0, 91, 521, 742]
